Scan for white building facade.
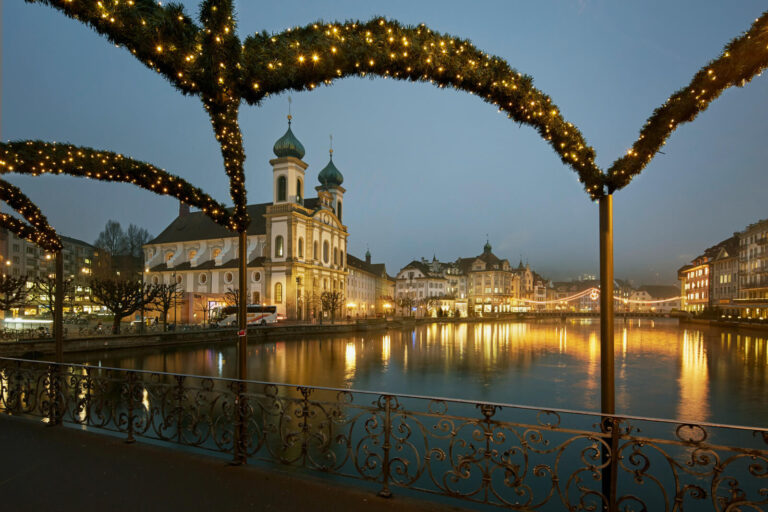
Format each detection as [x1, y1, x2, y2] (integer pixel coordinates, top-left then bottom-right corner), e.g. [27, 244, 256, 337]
[143, 117, 350, 323]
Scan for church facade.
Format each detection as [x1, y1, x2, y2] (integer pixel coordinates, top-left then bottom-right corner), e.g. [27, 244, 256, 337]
[143, 117, 349, 323]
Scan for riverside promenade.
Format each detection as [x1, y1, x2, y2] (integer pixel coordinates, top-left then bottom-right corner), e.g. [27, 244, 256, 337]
[0, 415, 464, 511]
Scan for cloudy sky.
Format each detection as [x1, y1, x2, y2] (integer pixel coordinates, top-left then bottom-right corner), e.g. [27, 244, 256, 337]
[3, 0, 767, 284]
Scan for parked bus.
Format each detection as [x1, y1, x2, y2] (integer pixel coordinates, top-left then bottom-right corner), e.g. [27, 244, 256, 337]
[211, 305, 278, 326]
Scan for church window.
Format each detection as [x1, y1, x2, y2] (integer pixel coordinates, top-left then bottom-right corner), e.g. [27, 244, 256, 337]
[313, 241, 318, 260]
[151, 276, 159, 285]
[224, 272, 233, 284]
[298, 238, 304, 258]
[337, 201, 342, 221]
[323, 241, 329, 263]
[252, 271, 261, 282]
[275, 283, 283, 303]
[199, 273, 208, 284]
[296, 178, 303, 204]
[340, 250, 344, 267]
[275, 236, 284, 258]
[277, 176, 287, 202]
[334, 248, 338, 265]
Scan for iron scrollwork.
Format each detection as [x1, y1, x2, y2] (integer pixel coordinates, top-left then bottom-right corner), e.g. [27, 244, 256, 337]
[1, 357, 766, 511]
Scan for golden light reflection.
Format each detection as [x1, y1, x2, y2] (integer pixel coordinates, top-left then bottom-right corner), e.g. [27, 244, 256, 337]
[345, 341, 356, 380]
[142, 388, 150, 412]
[382, 335, 391, 363]
[677, 330, 709, 421]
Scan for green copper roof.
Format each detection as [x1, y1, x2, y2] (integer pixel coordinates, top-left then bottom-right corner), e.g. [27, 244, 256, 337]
[318, 154, 344, 187]
[273, 121, 305, 159]
[484, 241, 492, 253]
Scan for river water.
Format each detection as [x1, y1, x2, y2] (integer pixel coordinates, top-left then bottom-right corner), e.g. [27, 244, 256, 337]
[69, 319, 768, 427]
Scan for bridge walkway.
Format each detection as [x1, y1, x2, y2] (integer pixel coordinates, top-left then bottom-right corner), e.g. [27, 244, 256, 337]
[0, 415, 464, 511]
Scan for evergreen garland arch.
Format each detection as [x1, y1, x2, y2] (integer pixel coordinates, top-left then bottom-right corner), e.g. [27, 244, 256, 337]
[0, 178, 62, 251]
[0, 141, 234, 230]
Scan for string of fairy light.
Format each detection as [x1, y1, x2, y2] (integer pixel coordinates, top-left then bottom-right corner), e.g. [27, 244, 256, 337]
[606, 11, 768, 192]
[0, 178, 62, 251]
[0, 141, 234, 231]
[17, 0, 768, 238]
[519, 287, 681, 306]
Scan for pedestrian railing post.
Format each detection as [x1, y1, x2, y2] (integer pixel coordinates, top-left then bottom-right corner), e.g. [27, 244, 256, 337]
[601, 415, 620, 512]
[125, 371, 136, 444]
[232, 380, 247, 465]
[378, 395, 393, 498]
[47, 363, 61, 426]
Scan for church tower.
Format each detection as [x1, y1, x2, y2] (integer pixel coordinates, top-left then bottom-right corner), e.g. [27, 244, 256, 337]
[270, 112, 308, 205]
[317, 139, 345, 222]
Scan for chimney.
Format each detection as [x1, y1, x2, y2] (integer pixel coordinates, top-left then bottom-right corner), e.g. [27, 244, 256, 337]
[179, 201, 190, 218]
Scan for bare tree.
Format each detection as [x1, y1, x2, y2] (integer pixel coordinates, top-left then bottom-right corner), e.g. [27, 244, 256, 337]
[224, 287, 240, 307]
[31, 275, 75, 317]
[302, 289, 322, 323]
[420, 296, 439, 317]
[146, 283, 179, 331]
[397, 297, 414, 317]
[0, 274, 29, 312]
[125, 223, 152, 259]
[90, 278, 159, 334]
[321, 291, 345, 324]
[195, 298, 213, 328]
[94, 220, 127, 255]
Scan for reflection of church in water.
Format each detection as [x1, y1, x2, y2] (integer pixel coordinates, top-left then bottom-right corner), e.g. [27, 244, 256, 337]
[143, 115, 349, 322]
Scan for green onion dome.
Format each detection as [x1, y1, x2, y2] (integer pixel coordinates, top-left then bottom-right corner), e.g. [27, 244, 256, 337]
[273, 117, 305, 159]
[318, 152, 344, 187]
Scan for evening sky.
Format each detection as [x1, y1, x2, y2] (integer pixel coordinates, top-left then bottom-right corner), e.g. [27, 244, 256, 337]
[3, 0, 767, 284]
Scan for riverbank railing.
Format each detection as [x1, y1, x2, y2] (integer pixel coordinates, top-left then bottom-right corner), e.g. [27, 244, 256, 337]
[1, 357, 766, 511]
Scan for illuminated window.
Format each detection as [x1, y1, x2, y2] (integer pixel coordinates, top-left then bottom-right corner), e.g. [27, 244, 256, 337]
[274, 282, 283, 303]
[275, 236, 284, 258]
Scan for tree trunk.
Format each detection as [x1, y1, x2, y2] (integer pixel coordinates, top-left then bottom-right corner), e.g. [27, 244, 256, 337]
[112, 315, 121, 334]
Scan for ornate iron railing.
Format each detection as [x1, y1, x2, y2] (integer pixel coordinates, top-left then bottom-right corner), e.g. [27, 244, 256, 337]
[1, 357, 766, 511]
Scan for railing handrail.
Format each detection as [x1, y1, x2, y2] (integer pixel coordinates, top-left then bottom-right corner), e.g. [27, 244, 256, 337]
[2, 355, 766, 433]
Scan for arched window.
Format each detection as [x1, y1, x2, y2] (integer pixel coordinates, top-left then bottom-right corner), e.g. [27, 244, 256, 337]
[296, 178, 302, 204]
[277, 176, 287, 202]
[337, 201, 343, 221]
[274, 283, 283, 303]
[298, 238, 304, 258]
[340, 250, 345, 267]
[275, 236, 284, 258]
[333, 248, 338, 265]
[323, 241, 329, 263]
[313, 241, 318, 260]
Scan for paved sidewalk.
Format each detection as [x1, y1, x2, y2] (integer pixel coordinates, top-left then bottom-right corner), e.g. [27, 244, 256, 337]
[0, 415, 466, 512]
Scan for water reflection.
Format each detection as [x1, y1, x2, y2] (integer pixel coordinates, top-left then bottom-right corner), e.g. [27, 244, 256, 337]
[71, 319, 768, 426]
